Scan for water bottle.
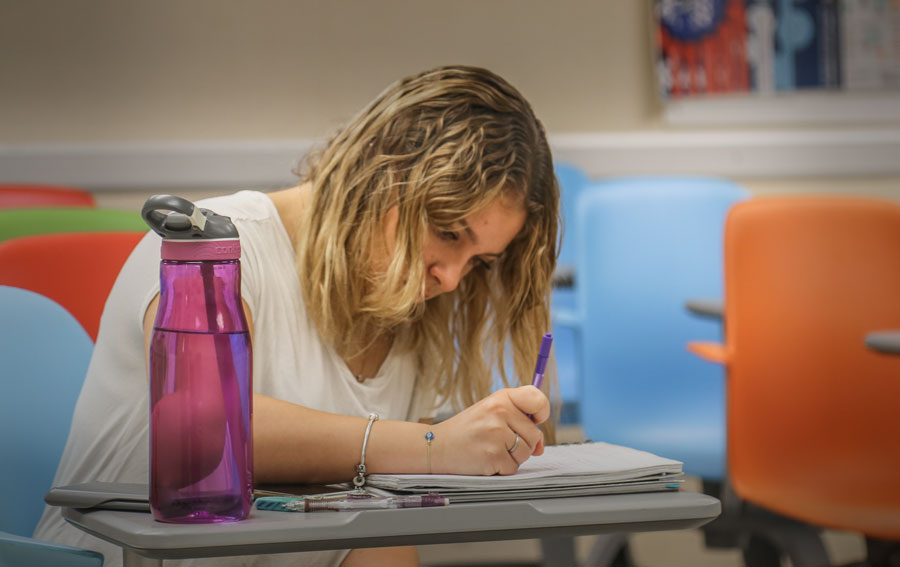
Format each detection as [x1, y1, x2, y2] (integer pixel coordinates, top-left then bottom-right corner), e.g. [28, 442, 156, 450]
[142, 195, 253, 523]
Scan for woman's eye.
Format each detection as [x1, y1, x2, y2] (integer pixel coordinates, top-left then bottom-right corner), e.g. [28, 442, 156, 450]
[470, 257, 492, 270]
[440, 230, 459, 242]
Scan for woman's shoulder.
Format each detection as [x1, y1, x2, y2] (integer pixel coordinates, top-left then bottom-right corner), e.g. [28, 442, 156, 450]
[196, 190, 279, 224]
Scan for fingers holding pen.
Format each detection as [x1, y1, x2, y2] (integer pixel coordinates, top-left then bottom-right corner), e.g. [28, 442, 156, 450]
[505, 427, 536, 466]
[496, 386, 547, 467]
[506, 385, 551, 425]
[503, 388, 546, 459]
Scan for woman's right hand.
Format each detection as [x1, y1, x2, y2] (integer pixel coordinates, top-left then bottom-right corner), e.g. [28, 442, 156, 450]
[431, 386, 549, 476]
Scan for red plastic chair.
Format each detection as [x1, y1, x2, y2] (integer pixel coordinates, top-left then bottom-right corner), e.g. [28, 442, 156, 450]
[0, 184, 96, 209]
[690, 196, 900, 565]
[0, 231, 146, 341]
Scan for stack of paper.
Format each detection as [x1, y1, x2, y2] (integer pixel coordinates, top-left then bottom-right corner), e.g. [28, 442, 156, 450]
[366, 441, 684, 503]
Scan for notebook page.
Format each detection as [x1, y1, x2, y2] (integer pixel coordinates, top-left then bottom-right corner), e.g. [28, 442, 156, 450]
[366, 441, 683, 491]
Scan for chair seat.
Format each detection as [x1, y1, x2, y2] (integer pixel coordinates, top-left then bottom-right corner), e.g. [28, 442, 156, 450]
[0, 531, 103, 566]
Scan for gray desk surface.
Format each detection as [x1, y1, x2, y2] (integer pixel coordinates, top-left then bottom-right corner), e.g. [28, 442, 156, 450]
[62, 491, 720, 565]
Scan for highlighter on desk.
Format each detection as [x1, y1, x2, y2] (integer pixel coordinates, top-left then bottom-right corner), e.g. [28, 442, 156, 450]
[303, 493, 448, 512]
[256, 492, 448, 513]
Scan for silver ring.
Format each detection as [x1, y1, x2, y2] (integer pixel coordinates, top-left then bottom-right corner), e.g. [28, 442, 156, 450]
[507, 434, 520, 453]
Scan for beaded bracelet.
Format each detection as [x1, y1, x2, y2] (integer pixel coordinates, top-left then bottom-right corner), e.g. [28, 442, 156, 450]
[352, 413, 379, 491]
[425, 430, 435, 474]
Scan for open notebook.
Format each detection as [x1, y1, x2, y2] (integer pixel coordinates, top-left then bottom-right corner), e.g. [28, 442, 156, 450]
[365, 441, 684, 503]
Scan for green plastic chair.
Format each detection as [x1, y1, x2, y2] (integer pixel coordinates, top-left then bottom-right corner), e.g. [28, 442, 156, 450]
[0, 207, 147, 242]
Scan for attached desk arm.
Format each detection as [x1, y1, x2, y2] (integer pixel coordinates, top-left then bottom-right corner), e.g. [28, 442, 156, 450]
[865, 331, 900, 355]
[684, 299, 724, 320]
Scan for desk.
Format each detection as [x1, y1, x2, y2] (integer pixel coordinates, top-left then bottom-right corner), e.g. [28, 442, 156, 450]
[62, 491, 720, 566]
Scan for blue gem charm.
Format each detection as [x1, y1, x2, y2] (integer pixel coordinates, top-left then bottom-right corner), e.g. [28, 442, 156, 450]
[425, 431, 434, 442]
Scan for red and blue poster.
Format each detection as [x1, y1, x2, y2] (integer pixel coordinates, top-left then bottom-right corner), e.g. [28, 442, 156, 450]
[655, 0, 750, 97]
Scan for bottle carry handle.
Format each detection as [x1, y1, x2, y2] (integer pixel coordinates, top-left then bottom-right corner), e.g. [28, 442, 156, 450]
[142, 195, 238, 240]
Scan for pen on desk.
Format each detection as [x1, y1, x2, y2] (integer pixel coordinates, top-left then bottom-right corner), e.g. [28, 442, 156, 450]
[531, 333, 553, 390]
[302, 493, 448, 512]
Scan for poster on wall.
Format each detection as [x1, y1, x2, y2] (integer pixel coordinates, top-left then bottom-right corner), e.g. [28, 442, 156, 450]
[655, 0, 900, 99]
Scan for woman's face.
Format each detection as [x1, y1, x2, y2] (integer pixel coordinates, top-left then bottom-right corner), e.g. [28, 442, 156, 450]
[379, 194, 527, 301]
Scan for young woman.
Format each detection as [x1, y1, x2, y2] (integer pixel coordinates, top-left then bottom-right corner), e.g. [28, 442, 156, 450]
[35, 64, 560, 567]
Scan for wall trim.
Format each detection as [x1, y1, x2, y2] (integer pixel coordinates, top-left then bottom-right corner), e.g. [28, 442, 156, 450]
[2, 129, 899, 190]
[551, 129, 900, 179]
[663, 91, 900, 126]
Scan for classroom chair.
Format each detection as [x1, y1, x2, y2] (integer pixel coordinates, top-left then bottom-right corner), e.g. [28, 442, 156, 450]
[690, 196, 900, 566]
[0, 207, 147, 242]
[0, 183, 96, 209]
[551, 176, 749, 565]
[555, 177, 748, 477]
[0, 286, 104, 566]
[0, 231, 147, 341]
[553, 162, 590, 287]
[551, 162, 589, 423]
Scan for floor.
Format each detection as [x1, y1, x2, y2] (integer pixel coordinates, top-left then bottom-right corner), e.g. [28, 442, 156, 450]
[417, 426, 868, 567]
[418, 528, 867, 567]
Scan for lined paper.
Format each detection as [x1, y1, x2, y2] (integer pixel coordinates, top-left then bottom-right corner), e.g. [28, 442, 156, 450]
[366, 442, 683, 493]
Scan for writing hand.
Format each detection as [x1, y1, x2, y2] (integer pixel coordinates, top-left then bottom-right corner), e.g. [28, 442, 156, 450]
[431, 386, 549, 476]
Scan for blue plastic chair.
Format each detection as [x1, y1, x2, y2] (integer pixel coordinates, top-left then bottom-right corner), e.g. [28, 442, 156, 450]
[551, 177, 749, 565]
[550, 163, 589, 422]
[554, 162, 590, 281]
[0, 286, 103, 565]
[555, 177, 749, 478]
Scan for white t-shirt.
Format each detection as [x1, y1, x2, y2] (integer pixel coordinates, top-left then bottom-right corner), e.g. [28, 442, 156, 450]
[34, 190, 436, 567]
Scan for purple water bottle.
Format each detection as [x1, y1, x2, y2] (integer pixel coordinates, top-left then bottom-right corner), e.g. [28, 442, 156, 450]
[142, 195, 253, 523]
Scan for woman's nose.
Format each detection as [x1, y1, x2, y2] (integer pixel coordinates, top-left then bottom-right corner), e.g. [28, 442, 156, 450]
[431, 260, 467, 294]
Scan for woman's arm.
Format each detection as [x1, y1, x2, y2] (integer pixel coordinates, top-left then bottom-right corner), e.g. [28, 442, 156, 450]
[253, 386, 548, 483]
[144, 295, 549, 485]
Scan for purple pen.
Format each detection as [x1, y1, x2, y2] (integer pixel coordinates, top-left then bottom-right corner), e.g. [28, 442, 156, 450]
[531, 333, 553, 390]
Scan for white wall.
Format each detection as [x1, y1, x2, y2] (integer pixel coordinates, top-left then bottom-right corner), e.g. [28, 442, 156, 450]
[2, 0, 898, 206]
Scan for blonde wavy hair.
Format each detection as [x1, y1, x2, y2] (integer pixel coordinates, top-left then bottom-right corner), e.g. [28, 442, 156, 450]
[295, 65, 559, 440]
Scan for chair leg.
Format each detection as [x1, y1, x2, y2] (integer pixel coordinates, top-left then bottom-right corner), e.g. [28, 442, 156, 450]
[742, 533, 782, 567]
[865, 537, 900, 567]
[540, 536, 578, 567]
[584, 533, 630, 567]
[742, 525, 830, 567]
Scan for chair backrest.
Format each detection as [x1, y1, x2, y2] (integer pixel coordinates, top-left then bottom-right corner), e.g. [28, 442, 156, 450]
[0, 184, 96, 209]
[0, 286, 94, 537]
[549, 163, 590, 420]
[723, 196, 900, 540]
[0, 207, 147, 242]
[573, 177, 749, 479]
[554, 162, 590, 276]
[0, 231, 146, 341]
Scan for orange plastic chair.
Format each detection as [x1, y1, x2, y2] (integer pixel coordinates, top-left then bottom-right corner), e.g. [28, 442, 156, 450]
[690, 196, 900, 563]
[0, 184, 96, 208]
[0, 231, 147, 341]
